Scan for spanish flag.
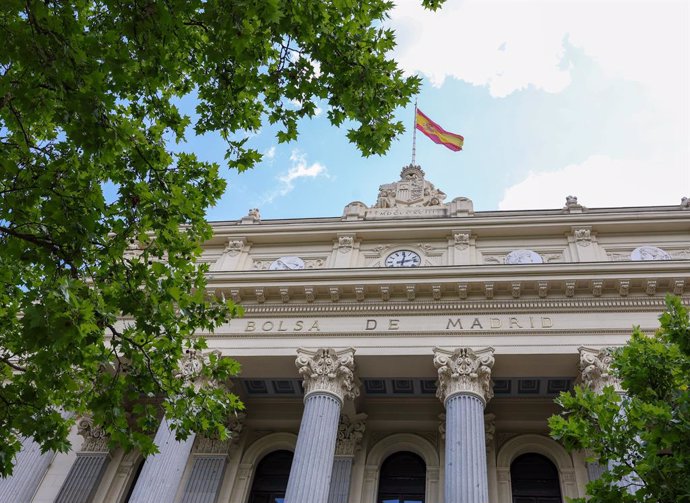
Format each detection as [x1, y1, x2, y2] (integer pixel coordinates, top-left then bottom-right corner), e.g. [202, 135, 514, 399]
[415, 108, 464, 151]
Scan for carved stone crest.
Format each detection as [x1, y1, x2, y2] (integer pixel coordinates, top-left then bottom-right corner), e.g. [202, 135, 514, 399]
[338, 235, 355, 254]
[372, 165, 447, 208]
[224, 239, 245, 256]
[296, 347, 359, 403]
[433, 347, 495, 405]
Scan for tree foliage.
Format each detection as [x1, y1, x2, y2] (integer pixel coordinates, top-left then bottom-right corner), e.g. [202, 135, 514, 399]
[549, 296, 690, 502]
[0, 0, 445, 476]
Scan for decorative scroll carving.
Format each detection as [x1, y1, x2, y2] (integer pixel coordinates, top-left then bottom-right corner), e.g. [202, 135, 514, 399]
[453, 232, 470, 250]
[329, 287, 341, 303]
[304, 287, 315, 303]
[230, 289, 241, 303]
[484, 283, 494, 299]
[458, 283, 468, 299]
[592, 280, 603, 297]
[253, 258, 325, 270]
[565, 281, 576, 298]
[338, 235, 355, 254]
[255, 288, 266, 303]
[432, 285, 442, 301]
[77, 415, 109, 452]
[296, 347, 359, 403]
[645, 280, 657, 296]
[618, 280, 630, 297]
[579, 347, 622, 394]
[433, 347, 495, 405]
[538, 282, 549, 298]
[574, 227, 592, 247]
[334, 415, 367, 456]
[511, 282, 521, 299]
[224, 239, 246, 256]
[355, 286, 365, 302]
[280, 288, 290, 303]
[380, 286, 390, 302]
[406, 285, 416, 301]
[674, 280, 685, 295]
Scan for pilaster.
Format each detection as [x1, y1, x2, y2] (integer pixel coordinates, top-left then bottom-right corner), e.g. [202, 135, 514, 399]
[54, 415, 111, 503]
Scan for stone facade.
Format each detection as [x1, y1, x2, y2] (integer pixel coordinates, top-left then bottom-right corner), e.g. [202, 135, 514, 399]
[5, 166, 689, 503]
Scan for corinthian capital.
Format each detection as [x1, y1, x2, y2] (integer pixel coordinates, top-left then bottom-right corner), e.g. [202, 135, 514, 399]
[579, 347, 623, 394]
[335, 414, 367, 456]
[433, 347, 495, 405]
[296, 347, 359, 403]
[77, 415, 109, 452]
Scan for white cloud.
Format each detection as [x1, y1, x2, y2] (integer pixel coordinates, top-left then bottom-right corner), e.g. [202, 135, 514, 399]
[259, 150, 328, 204]
[264, 146, 276, 160]
[390, 0, 688, 103]
[498, 154, 689, 209]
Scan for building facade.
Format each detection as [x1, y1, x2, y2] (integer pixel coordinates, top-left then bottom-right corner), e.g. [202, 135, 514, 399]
[2, 165, 690, 503]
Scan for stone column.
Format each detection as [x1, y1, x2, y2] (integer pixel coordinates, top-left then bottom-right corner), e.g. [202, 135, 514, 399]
[54, 415, 111, 503]
[130, 349, 220, 503]
[327, 414, 366, 503]
[0, 437, 56, 503]
[128, 417, 195, 503]
[434, 346, 495, 503]
[579, 347, 637, 493]
[285, 347, 358, 503]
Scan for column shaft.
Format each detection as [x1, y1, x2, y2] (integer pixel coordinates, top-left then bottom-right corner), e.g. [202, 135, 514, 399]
[285, 393, 341, 503]
[0, 437, 55, 503]
[128, 418, 195, 503]
[445, 394, 489, 503]
[327, 456, 354, 503]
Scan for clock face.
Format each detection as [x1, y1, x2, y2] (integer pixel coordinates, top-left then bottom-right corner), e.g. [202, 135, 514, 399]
[269, 256, 305, 270]
[385, 250, 422, 268]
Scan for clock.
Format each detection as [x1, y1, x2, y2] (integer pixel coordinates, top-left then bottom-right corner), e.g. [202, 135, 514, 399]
[385, 250, 422, 268]
[269, 256, 305, 270]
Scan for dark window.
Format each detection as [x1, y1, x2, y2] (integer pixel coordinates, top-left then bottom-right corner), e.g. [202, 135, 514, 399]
[248, 450, 293, 503]
[510, 453, 562, 503]
[377, 451, 426, 503]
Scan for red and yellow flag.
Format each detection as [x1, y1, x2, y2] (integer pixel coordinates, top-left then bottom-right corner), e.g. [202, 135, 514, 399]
[415, 109, 464, 151]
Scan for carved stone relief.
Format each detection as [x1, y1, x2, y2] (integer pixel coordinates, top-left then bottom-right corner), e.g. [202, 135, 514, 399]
[296, 347, 359, 403]
[433, 347, 495, 404]
[77, 415, 109, 452]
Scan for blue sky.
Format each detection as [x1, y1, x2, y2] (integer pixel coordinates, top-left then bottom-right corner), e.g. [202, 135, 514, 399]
[185, 0, 689, 221]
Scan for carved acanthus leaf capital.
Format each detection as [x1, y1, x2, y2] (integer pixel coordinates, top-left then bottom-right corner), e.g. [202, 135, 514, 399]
[335, 414, 367, 456]
[296, 347, 359, 403]
[178, 349, 223, 388]
[579, 346, 623, 394]
[434, 347, 495, 405]
[77, 415, 109, 452]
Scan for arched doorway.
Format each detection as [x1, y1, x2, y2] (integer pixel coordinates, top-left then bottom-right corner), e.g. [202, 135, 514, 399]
[510, 453, 562, 503]
[377, 451, 426, 503]
[248, 450, 293, 503]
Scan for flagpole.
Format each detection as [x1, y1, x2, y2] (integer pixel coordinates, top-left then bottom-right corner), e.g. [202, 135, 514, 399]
[411, 97, 418, 166]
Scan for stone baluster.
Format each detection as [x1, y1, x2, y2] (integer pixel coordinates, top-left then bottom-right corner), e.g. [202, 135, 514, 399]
[54, 415, 111, 503]
[579, 347, 638, 493]
[284, 347, 359, 503]
[327, 414, 366, 503]
[434, 346, 495, 503]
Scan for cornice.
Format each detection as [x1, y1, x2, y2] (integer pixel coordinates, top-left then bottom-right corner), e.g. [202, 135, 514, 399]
[204, 206, 689, 245]
[207, 261, 688, 306]
[237, 297, 676, 317]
